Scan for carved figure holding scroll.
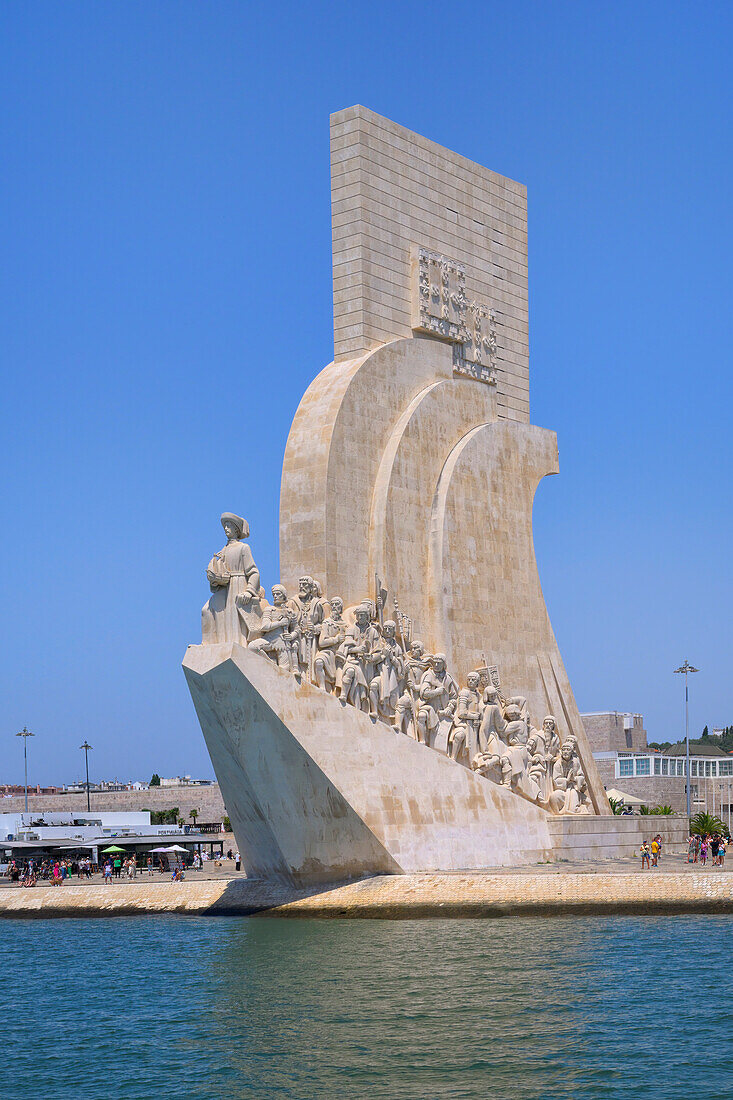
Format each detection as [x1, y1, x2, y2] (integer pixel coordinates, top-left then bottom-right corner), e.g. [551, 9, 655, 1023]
[249, 585, 299, 673]
[449, 672, 482, 764]
[418, 654, 458, 749]
[369, 620, 404, 721]
[201, 513, 261, 645]
[314, 597, 346, 693]
[339, 604, 380, 712]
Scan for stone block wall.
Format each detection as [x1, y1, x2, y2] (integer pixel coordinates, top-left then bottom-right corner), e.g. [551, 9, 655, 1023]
[0, 784, 226, 821]
[330, 106, 529, 422]
[582, 712, 648, 754]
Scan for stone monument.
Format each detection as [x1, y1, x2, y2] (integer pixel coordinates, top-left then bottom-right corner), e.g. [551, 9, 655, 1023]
[184, 107, 626, 884]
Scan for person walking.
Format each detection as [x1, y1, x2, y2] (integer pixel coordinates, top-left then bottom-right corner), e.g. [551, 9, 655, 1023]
[640, 841, 651, 870]
[147, 856, 153, 877]
[711, 835, 720, 866]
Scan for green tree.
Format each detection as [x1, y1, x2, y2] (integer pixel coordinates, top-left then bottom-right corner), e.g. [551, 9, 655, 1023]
[222, 815, 232, 832]
[608, 796, 625, 816]
[650, 805, 674, 815]
[150, 774, 161, 787]
[190, 808, 199, 826]
[690, 811, 726, 836]
[701, 725, 710, 739]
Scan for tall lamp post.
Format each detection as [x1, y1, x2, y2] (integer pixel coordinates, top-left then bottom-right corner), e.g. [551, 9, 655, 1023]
[15, 727, 35, 814]
[80, 741, 93, 812]
[674, 661, 699, 818]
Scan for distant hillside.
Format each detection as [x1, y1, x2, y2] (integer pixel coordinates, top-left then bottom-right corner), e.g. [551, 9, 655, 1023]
[648, 725, 733, 754]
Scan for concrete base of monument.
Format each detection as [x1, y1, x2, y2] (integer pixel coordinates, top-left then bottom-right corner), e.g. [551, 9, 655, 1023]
[182, 644, 666, 882]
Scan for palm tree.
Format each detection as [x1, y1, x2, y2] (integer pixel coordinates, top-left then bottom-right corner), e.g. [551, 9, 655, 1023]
[190, 808, 199, 827]
[690, 811, 726, 836]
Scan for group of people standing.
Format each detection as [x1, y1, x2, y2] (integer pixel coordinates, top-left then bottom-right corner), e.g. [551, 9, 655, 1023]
[688, 833, 727, 866]
[9, 857, 94, 887]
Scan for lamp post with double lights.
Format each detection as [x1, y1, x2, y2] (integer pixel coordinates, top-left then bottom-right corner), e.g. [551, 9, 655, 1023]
[15, 727, 35, 814]
[674, 661, 699, 818]
[80, 741, 93, 812]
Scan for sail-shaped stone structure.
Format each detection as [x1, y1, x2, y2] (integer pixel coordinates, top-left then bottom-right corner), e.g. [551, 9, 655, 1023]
[184, 107, 631, 884]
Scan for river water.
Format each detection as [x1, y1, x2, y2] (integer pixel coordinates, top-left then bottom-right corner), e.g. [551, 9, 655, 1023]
[1, 914, 731, 1099]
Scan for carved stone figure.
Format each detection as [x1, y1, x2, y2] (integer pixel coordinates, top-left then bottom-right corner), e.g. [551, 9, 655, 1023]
[418, 654, 458, 749]
[314, 597, 346, 693]
[339, 604, 381, 712]
[547, 738, 586, 814]
[500, 704, 541, 802]
[393, 639, 431, 737]
[527, 715, 561, 802]
[369, 619, 404, 721]
[249, 585, 299, 672]
[291, 576, 327, 681]
[449, 671, 482, 763]
[202, 514, 261, 645]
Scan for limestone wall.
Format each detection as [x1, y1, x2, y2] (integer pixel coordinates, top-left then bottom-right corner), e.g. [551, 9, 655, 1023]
[331, 106, 529, 421]
[0, 785, 226, 821]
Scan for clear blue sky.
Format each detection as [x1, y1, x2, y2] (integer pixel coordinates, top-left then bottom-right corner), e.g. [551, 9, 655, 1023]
[2, 2, 731, 785]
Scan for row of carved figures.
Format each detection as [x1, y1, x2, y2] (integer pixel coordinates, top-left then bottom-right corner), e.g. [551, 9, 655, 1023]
[201, 514, 591, 816]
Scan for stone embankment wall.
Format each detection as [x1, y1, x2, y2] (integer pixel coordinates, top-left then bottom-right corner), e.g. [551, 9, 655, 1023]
[2, 872, 733, 919]
[0, 785, 226, 820]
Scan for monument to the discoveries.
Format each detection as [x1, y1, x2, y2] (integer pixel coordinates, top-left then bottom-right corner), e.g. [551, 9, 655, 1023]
[184, 107, 627, 883]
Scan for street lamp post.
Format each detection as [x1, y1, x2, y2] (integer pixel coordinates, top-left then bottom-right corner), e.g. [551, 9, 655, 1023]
[674, 661, 699, 819]
[15, 727, 35, 814]
[80, 741, 93, 812]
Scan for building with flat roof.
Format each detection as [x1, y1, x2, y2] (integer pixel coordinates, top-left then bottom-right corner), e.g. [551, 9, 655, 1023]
[582, 711, 733, 820]
[0, 811, 216, 863]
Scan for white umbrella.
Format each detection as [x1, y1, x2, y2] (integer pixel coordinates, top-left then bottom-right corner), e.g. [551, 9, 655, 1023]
[164, 844, 189, 853]
[149, 846, 171, 853]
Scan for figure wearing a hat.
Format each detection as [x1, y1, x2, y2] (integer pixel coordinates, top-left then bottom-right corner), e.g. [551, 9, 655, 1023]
[201, 513, 261, 645]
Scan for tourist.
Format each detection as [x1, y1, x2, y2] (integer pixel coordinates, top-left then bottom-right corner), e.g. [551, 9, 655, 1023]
[655, 834, 663, 863]
[640, 841, 651, 870]
[52, 862, 62, 886]
[700, 838, 708, 866]
[711, 835, 720, 865]
[113, 856, 122, 878]
[235, 851, 241, 871]
[103, 859, 113, 885]
[147, 856, 153, 876]
[719, 837, 727, 867]
[650, 837, 660, 868]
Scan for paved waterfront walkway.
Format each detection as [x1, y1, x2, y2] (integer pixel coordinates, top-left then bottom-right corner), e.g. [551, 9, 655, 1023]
[1, 857, 732, 918]
[0, 851, 721, 891]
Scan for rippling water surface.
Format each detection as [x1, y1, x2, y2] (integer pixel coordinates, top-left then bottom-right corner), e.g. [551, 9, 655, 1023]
[1, 914, 731, 1099]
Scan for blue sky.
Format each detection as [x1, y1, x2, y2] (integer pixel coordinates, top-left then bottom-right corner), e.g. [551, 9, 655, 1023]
[2, 1, 731, 785]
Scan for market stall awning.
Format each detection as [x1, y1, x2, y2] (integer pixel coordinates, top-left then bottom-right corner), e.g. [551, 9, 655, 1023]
[606, 788, 647, 806]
